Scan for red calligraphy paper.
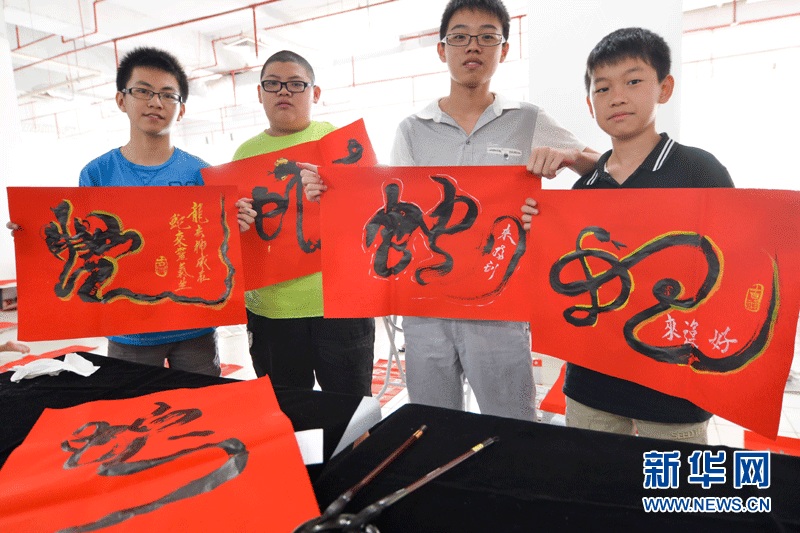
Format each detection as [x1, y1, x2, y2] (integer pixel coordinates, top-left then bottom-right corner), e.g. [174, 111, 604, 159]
[202, 119, 377, 290]
[0, 376, 318, 532]
[7, 186, 246, 341]
[320, 166, 539, 320]
[539, 364, 567, 416]
[744, 431, 800, 457]
[529, 188, 800, 438]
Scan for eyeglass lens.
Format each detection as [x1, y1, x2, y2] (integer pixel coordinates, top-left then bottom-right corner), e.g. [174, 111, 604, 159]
[260, 80, 310, 93]
[126, 87, 181, 103]
[444, 33, 504, 46]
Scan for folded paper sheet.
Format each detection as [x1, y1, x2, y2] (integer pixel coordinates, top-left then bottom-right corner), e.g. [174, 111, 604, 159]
[202, 119, 377, 290]
[9, 352, 99, 382]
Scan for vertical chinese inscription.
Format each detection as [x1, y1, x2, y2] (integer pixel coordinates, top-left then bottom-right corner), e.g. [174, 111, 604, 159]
[170, 202, 212, 291]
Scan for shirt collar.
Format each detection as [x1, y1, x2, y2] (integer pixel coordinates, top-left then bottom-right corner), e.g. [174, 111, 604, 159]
[642, 132, 675, 172]
[415, 93, 521, 123]
[588, 133, 674, 186]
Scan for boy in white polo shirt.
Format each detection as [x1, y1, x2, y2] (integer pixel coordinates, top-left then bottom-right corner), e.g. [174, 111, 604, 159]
[304, 0, 597, 420]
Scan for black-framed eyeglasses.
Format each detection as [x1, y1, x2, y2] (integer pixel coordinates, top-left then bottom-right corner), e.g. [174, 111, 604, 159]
[260, 80, 312, 93]
[441, 33, 506, 47]
[121, 87, 183, 104]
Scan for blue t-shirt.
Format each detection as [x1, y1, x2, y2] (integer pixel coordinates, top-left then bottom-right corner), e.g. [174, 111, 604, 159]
[79, 147, 214, 346]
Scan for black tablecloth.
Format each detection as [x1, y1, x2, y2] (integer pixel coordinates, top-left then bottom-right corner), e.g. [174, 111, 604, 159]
[313, 404, 800, 532]
[0, 352, 365, 480]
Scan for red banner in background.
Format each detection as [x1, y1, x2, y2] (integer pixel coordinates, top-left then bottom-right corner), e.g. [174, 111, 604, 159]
[0, 377, 318, 532]
[7, 186, 246, 341]
[528, 188, 800, 438]
[320, 166, 540, 320]
[202, 119, 377, 290]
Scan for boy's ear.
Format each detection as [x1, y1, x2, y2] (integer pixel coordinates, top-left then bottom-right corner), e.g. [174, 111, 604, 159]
[115, 91, 126, 112]
[586, 95, 595, 119]
[312, 85, 321, 104]
[176, 102, 185, 122]
[437, 41, 447, 63]
[658, 74, 675, 104]
[257, 84, 263, 105]
[499, 42, 509, 63]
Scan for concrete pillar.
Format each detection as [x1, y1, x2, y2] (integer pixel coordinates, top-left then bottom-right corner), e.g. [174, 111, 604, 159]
[528, 0, 683, 188]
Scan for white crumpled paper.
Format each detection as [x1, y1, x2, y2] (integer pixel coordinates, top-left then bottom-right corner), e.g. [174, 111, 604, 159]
[9, 353, 100, 383]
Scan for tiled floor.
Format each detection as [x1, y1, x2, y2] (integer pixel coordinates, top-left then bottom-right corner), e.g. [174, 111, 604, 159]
[2, 313, 799, 450]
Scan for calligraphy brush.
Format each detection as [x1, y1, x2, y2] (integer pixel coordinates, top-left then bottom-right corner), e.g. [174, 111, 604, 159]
[341, 435, 499, 533]
[292, 425, 427, 533]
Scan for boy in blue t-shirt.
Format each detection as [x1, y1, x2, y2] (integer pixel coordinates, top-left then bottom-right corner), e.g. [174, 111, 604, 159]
[9, 47, 255, 376]
[523, 28, 733, 443]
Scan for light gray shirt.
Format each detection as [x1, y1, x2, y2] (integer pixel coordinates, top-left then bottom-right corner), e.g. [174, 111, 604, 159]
[390, 93, 585, 166]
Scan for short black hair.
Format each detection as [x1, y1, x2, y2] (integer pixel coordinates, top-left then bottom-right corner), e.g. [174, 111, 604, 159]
[116, 47, 190, 101]
[585, 27, 671, 93]
[260, 50, 316, 84]
[439, 0, 510, 41]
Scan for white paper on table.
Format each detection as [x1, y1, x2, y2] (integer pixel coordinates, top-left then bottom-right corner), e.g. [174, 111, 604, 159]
[294, 428, 324, 465]
[9, 353, 100, 382]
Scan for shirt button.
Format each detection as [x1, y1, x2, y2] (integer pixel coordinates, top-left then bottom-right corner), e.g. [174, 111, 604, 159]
[465, 140, 471, 145]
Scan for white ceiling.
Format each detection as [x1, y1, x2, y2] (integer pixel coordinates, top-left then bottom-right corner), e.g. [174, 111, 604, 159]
[4, 0, 798, 140]
[3, 0, 528, 139]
